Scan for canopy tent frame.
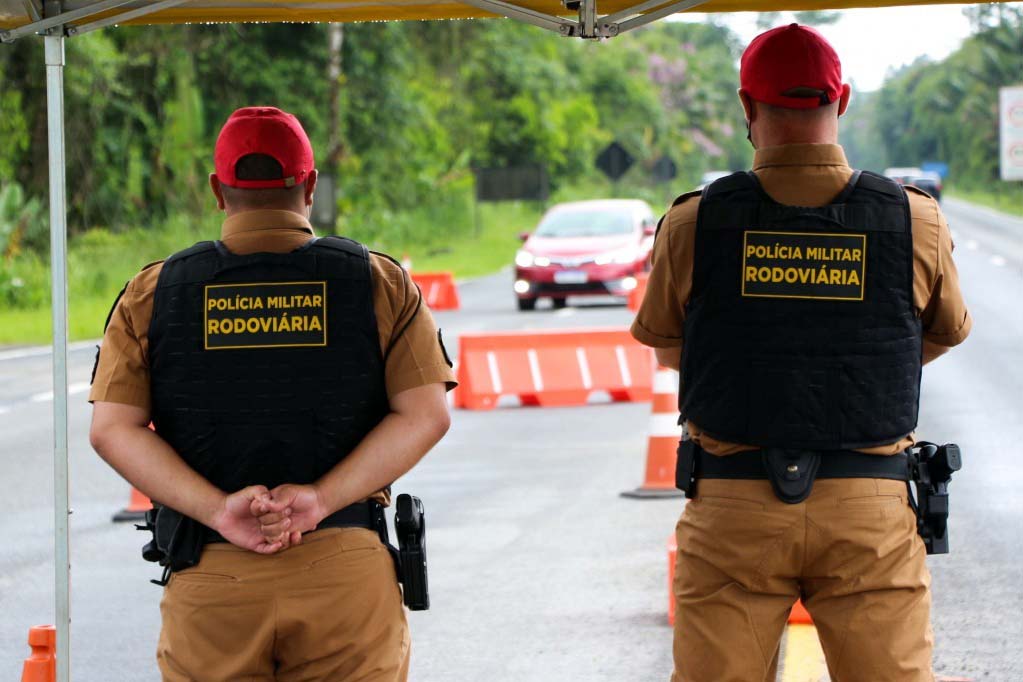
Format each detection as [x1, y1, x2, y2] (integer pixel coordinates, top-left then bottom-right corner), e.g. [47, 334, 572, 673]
[3, 0, 713, 41]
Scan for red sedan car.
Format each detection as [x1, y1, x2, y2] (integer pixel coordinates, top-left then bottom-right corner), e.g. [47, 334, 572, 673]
[514, 199, 656, 311]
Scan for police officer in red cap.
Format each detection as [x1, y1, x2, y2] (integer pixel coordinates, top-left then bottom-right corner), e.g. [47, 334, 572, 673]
[632, 25, 970, 681]
[90, 106, 455, 681]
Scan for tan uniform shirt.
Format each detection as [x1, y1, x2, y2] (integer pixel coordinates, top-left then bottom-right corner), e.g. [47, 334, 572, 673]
[631, 144, 971, 455]
[90, 209, 457, 500]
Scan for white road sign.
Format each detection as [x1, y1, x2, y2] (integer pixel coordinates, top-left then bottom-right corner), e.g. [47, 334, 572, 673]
[1001, 85, 1023, 181]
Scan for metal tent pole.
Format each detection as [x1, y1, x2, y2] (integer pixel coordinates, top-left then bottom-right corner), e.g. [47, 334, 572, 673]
[44, 32, 71, 682]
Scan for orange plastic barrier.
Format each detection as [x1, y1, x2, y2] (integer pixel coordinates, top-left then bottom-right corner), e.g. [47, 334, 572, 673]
[411, 272, 460, 310]
[454, 328, 652, 410]
[627, 271, 649, 312]
[621, 364, 683, 498]
[20, 625, 55, 682]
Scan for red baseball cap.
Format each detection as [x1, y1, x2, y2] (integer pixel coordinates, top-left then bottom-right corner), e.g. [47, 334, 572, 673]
[740, 24, 848, 110]
[214, 107, 314, 189]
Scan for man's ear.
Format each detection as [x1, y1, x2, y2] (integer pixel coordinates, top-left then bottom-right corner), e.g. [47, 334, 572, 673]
[837, 84, 852, 117]
[304, 169, 318, 207]
[209, 174, 226, 211]
[738, 89, 755, 124]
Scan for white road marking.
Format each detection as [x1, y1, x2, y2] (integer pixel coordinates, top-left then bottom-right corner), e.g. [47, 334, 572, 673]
[27, 382, 91, 403]
[526, 349, 544, 392]
[554, 307, 576, 317]
[990, 255, 1007, 267]
[0, 339, 98, 362]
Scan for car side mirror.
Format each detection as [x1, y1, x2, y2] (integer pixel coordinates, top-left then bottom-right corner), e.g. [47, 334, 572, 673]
[518, 231, 531, 242]
[642, 220, 656, 236]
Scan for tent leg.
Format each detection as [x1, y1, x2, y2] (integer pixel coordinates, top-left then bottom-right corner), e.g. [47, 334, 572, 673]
[44, 32, 71, 682]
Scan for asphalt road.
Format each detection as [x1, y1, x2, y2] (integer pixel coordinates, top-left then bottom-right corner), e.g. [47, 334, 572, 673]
[0, 197, 1020, 681]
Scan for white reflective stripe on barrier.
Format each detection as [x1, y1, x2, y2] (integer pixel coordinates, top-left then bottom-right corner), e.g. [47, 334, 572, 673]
[654, 368, 677, 394]
[649, 413, 683, 438]
[615, 345, 632, 387]
[428, 281, 440, 305]
[576, 347, 593, 389]
[527, 348, 544, 392]
[486, 351, 503, 393]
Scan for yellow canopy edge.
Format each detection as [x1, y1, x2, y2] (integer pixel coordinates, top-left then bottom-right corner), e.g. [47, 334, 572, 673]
[0, 0, 991, 30]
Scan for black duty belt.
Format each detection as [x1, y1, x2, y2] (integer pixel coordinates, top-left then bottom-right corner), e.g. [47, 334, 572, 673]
[677, 441, 910, 504]
[697, 448, 911, 481]
[203, 500, 378, 545]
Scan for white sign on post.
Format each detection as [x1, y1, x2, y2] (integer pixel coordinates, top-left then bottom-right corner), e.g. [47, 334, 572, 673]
[1001, 85, 1023, 181]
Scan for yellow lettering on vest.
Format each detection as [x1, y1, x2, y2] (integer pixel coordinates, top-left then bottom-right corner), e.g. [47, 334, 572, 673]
[784, 268, 798, 283]
[246, 318, 258, 333]
[847, 270, 861, 287]
[746, 245, 756, 258]
[852, 249, 862, 262]
[312, 295, 323, 307]
[309, 316, 322, 332]
[208, 319, 220, 334]
[745, 266, 758, 281]
[758, 267, 771, 281]
[830, 269, 842, 285]
[278, 315, 291, 333]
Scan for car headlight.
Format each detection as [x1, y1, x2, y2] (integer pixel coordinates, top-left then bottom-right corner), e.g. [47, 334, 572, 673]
[515, 250, 535, 268]
[594, 247, 640, 266]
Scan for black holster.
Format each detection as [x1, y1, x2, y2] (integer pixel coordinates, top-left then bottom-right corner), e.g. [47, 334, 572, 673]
[908, 442, 961, 555]
[394, 494, 429, 611]
[137, 505, 205, 586]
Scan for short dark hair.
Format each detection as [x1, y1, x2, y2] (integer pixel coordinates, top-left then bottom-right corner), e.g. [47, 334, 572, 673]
[221, 153, 305, 208]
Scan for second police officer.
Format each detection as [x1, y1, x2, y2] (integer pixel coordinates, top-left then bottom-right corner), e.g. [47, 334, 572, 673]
[631, 25, 971, 682]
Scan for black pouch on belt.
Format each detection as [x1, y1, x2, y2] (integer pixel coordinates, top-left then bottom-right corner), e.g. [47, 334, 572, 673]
[761, 449, 821, 504]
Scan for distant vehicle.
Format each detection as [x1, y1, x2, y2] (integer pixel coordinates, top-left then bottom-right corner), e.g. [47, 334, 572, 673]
[514, 199, 655, 311]
[697, 170, 732, 189]
[907, 171, 943, 201]
[883, 167, 942, 202]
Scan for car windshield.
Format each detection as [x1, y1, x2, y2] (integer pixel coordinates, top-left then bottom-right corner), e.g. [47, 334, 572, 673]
[535, 209, 634, 238]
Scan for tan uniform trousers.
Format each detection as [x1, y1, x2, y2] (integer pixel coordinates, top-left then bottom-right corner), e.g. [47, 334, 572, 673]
[158, 527, 410, 682]
[671, 478, 933, 682]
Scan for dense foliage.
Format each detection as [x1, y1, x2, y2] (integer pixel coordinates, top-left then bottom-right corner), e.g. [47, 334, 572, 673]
[840, 4, 1023, 198]
[0, 19, 747, 258]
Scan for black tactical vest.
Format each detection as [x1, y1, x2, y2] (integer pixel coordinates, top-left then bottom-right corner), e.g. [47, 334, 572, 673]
[148, 237, 388, 494]
[680, 170, 922, 450]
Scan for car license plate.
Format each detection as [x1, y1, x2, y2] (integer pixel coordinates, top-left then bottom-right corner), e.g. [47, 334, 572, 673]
[554, 270, 588, 284]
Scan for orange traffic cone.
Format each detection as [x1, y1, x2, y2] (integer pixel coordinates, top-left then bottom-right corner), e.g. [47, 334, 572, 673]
[112, 486, 152, 523]
[667, 533, 678, 626]
[621, 364, 683, 498]
[20, 625, 55, 682]
[789, 598, 813, 624]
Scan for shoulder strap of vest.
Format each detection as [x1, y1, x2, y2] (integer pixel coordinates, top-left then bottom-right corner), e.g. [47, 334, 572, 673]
[854, 170, 904, 198]
[165, 240, 217, 266]
[829, 170, 863, 204]
[702, 172, 755, 201]
[312, 235, 369, 260]
[657, 189, 702, 233]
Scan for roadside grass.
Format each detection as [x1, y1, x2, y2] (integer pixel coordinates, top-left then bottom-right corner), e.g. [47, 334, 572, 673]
[0, 199, 545, 346]
[947, 185, 1023, 217]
